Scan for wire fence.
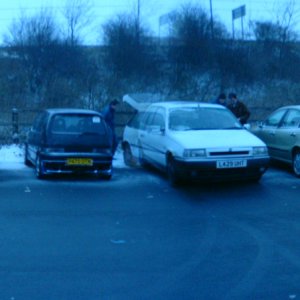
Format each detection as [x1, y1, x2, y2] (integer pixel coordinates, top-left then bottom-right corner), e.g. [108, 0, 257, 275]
[0, 105, 273, 145]
[0, 108, 134, 145]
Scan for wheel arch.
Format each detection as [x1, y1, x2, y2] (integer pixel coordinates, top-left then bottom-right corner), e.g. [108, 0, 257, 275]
[292, 146, 300, 158]
[121, 140, 129, 150]
[292, 146, 300, 177]
[166, 150, 174, 163]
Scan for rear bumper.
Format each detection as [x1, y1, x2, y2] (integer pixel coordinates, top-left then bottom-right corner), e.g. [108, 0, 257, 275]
[173, 156, 270, 182]
[39, 152, 113, 175]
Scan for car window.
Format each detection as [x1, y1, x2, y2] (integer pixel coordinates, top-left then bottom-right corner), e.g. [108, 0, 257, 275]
[168, 107, 241, 130]
[265, 109, 287, 127]
[127, 112, 145, 129]
[151, 108, 165, 129]
[50, 114, 106, 135]
[281, 109, 300, 128]
[32, 112, 47, 132]
[140, 110, 157, 130]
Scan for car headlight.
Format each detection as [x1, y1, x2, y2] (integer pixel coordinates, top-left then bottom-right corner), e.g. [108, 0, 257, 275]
[183, 149, 206, 158]
[253, 146, 268, 156]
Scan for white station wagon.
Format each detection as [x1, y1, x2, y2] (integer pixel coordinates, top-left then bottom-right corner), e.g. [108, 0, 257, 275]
[122, 102, 269, 185]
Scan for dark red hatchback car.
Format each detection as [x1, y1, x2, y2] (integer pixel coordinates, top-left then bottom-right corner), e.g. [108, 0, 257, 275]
[24, 108, 113, 179]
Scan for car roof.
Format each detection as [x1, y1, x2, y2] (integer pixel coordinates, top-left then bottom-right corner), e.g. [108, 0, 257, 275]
[123, 93, 163, 111]
[276, 105, 300, 110]
[45, 108, 101, 116]
[148, 101, 226, 110]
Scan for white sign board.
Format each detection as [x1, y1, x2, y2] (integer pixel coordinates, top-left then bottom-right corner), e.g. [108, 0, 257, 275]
[232, 5, 246, 20]
[159, 11, 177, 26]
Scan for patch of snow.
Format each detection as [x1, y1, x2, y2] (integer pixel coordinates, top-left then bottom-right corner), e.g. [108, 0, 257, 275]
[113, 147, 127, 168]
[0, 144, 127, 169]
[0, 144, 25, 170]
[0, 144, 24, 162]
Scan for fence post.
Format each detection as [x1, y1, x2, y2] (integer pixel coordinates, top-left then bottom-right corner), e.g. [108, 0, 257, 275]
[12, 108, 19, 143]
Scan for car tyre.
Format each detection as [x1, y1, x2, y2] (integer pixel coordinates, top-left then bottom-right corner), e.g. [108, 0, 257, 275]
[101, 174, 112, 180]
[293, 150, 300, 177]
[24, 144, 32, 166]
[138, 144, 147, 168]
[123, 144, 135, 167]
[98, 163, 113, 180]
[249, 174, 262, 183]
[167, 156, 181, 187]
[36, 155, 46, 179]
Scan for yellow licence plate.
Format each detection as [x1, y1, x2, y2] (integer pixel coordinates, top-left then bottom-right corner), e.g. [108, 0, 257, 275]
[66, 158, 93, 166]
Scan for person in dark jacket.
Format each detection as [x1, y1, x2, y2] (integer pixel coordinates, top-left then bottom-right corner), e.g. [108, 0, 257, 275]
[227, 93, 250, 125]
[102, 99, 119, 154]
[214, 93, 227, 106]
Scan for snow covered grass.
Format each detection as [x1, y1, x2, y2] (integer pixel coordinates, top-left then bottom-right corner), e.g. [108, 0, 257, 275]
[0, 144, 127, 169]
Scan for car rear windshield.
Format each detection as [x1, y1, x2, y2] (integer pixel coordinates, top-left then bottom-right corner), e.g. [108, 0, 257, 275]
[169, 107, 241, 130]
[47, 113, 110, 147]
[50, 114, 106, 135]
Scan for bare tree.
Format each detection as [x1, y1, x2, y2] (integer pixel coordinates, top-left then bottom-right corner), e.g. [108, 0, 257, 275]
[4, 8, 95, 108]
[251, 0, 300, 81]
[166, 3, 229, 91]
[102, 13, 154, 79]
[4, 9, 63, 105]
[62, 0, 94, 45]
[169, 4, 228, 70]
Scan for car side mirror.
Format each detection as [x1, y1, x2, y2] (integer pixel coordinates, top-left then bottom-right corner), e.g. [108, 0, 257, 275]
[255, 121, 264, 129]
[150, 125, 165, 135]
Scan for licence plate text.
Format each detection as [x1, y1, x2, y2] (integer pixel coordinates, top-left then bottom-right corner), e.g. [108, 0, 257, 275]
[66, 158, 93, 166]
[217, 159, 247, 169]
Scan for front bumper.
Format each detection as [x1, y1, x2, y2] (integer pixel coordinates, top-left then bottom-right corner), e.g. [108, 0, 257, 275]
[172, 156, 270, 182]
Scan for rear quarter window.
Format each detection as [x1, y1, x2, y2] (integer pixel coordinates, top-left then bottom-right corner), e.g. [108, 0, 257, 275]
[32, 112, 48, 132]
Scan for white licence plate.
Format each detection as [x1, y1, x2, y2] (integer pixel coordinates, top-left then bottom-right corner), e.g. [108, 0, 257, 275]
[217, 159, 247, 169]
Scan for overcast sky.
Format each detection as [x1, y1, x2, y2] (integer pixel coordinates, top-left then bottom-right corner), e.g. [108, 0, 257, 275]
[0, 0, 298, 45]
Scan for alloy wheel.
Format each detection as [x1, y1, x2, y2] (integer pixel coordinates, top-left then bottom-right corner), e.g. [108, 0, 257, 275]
[123, 144, 134, 167]
[293, 151, 300, 177]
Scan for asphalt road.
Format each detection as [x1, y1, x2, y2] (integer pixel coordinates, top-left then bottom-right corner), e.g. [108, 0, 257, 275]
[0, 163, 300, 300]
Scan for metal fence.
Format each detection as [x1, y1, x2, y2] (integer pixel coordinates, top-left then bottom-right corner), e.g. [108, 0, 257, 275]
[0, 108, 134, 145]
[0, 106, 273, 145]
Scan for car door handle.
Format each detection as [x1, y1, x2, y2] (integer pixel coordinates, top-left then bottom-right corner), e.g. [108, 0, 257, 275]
[140, 134, 145, 138]
[269, 131, 275, 135]
[290, 132, 296, 137]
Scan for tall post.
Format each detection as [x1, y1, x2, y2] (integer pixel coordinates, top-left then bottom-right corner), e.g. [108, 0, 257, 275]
[12, 108, 19, 144]
[209, 0, 214, 39]
[232, 5, 246, 40]
[241, 16, 244, 40]
[136, 0, 140, 45]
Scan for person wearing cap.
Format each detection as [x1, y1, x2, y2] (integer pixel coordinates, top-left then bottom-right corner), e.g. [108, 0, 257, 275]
[227, 93, 250, 125]
[102, 99, 119, 154]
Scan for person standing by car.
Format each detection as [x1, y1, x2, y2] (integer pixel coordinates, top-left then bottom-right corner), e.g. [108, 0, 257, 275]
[102, 99, 119, 154]
[227, 93, 250, 125]
[213, 93, 227, 106]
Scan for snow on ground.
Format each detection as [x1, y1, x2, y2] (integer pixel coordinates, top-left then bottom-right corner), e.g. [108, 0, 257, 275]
[0, 144, 127, 169]
[113, 147, 127, 168]
[0, 144, 25, 169]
